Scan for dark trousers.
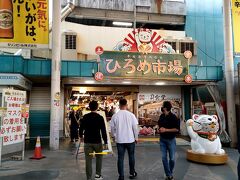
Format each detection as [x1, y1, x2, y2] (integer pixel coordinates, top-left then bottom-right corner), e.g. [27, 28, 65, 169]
[116, 142, 136, 178]
[84, 143, 103, 180]
[70, 126, 78, 141]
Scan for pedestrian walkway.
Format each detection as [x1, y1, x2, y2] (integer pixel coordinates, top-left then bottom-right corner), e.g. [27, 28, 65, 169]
[0, 139, 238, 180]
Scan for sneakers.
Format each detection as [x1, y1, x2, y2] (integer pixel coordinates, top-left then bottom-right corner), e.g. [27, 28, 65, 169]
[165, 176, 174, 180]
[95, 174, 103, 180]
[129, 172, 137, 179]
[118, 176, 124, 180]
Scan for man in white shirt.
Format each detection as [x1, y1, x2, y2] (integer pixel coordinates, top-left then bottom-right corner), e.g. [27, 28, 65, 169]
[110, 98, 139, 180]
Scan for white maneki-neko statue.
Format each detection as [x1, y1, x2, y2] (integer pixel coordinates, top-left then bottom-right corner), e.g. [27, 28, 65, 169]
[186, 114, 228, 164]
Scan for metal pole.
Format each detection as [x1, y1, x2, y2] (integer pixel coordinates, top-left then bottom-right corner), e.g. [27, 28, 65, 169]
[50, 0, 61, 150]
[223, 0, 237, 147]
[22, 134, 25, 160]
[134, 0, 136, 30]
[49, 1, 75, 33]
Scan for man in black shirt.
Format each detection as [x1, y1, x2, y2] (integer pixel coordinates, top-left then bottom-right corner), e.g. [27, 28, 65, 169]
[158, 101, 180, 180]
[69, 109, 79, 142]
[79, 101, 108, 180]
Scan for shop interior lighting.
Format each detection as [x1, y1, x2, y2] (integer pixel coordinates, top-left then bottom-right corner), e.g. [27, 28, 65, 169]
[122, 81, 131, 84]
[113, 21, 132, 27]
[155, 82, 165, 85]
[79, 87, 87, 94]
[73, 93, 90, 97]
[85, 80, 95, 84]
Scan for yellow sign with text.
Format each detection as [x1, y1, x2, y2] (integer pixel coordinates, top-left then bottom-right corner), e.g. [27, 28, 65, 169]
[232, 0, 240, 54]
[0, 0, 49, 49]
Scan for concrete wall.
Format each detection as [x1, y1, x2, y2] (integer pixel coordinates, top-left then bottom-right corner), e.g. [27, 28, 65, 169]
[61, 21, 185, 57]
[62, 0, 186, 15]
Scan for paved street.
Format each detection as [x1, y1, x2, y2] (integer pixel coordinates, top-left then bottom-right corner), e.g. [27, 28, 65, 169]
[0, 139, 238, 180]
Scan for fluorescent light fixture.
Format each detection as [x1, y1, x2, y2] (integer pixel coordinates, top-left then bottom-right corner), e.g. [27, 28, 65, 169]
[79, 87, 87, 94]
[85, 80, 95, 84]
[73, 94, 90, 97]
[155, 82, 165, 85]
[113, 21, 132, 27]
[122, 81, 131, 84]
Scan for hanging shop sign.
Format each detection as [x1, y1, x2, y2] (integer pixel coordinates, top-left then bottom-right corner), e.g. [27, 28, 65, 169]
[95, 46, 104, 55]
[95, 72, 104, 81]
[99, 51, 189, 80]
[185, 74, 192, 84]
[232, 0, 240, 54]
[0, 0, 49, 49]
[0, 89, 27, 146]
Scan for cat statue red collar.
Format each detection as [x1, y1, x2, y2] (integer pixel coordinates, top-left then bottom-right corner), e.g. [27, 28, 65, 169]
[186, 114, 225, 154]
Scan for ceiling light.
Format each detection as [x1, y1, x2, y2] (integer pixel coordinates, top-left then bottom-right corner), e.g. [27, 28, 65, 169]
[85, 80, 95, 84]
[73, 94, 90, 97]
[122, 81, 131, 84]
[155, 82, 165, 85]
[113, 21, 132, 27]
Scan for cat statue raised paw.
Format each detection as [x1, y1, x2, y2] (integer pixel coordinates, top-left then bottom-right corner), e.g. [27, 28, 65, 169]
[186, 114, 225, 155]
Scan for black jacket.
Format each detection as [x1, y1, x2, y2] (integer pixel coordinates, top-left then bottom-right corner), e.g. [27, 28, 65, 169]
[158, 112, 180, 139]
[79, 112, 107, 144]
[69, 111, 79, 129]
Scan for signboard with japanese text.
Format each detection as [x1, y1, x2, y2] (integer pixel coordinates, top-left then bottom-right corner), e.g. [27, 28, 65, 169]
[99, 51, 189, 80]
[0, 0, 49, 49]
[0, 89, 27, 146]
[137, 86, 182, 136]
[232, 0, 240, 54]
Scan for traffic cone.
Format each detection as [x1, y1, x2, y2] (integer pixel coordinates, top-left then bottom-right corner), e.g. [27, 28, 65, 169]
[30, 136, 46, 160]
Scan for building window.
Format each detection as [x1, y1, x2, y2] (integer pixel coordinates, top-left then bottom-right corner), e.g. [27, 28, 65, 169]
[65, 35, 76, 49]
[166, 41, 176, 51]
[180, 42, 194, 55]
